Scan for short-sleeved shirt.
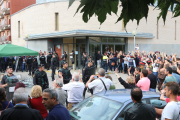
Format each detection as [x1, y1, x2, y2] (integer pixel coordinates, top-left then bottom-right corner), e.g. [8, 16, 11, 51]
[161, 101, 180, 120]
[162, 76, 177, 89]
[148, 73, 157, 89]
[172, 73, 180, 85]
[88, 77, 113, 94]
[137, 77, 150, 91]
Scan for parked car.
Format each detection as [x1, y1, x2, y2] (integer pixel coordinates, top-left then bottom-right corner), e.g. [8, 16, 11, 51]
[69, 89, 166, 120]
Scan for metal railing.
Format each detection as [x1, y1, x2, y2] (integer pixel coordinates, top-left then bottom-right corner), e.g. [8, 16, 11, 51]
[1, 36, 5, 41]
[1, 1, 10, 11]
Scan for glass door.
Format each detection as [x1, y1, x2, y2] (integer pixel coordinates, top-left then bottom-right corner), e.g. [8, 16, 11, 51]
[75, 44, 86, 69]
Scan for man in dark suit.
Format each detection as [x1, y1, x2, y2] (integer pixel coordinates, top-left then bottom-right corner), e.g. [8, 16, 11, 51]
[0, 88, 43, 120]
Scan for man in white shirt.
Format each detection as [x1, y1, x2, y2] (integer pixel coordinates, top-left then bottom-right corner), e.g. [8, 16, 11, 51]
[86, 68, 113, 94]
[155, 81, 180, 120]
[62, 72, 85, 110]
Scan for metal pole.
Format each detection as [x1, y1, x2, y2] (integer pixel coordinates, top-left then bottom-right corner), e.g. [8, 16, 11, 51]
[134, 35, 135, 49]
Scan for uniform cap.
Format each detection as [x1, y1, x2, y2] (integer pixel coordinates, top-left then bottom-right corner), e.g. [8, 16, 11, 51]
[6, 66, 13, 70]
[38, 65, 42, 68]
[62, 61, 68, 65]
[58, 69, 62, 73]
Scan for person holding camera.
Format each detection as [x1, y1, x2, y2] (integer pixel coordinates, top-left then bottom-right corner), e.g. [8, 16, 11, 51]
[151, 58, 160, 82]
[33, 65, 49, 91]
[1, 66, 19, 101]
[85, 68, 113, 94]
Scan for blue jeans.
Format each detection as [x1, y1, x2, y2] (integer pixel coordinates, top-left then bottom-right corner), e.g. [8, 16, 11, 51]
[103, 63, 108, 72]
[122, 63, 124, 71]
[153, 72, 158, 82]
[149, 88, 156, 92]
[22, 63, 26, 71]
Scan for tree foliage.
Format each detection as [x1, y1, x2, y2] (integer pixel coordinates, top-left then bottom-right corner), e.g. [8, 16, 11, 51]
[69, 0, 180, 28]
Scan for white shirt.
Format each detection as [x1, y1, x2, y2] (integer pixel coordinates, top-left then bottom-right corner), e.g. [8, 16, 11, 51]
[161, 101, 180, 120]
[152, 63, 158, 72]
[62, 82, 85, 103]
[88, 77, 113, 94]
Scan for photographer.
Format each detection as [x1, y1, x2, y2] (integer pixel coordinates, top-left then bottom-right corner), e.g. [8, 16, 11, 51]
[33, 65, 49, 91]
[1, 66, 19, 101]
[151, 58, 159, 81]
[85, 68, 113, 94]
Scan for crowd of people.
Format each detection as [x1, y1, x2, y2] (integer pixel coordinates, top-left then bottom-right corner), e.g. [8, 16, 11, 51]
[0, 46, 180, 119]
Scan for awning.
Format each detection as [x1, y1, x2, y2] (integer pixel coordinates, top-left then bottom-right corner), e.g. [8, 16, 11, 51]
[25, 29, 154, 40]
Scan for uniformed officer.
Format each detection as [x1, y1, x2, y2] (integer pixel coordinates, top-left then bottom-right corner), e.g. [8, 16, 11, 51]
[51, 54, 57, 81]
[0, 57, 5, 73]
[27, 55, 33, 75]
[33, 65, 49, 91]
[47, 52, 52, 70]
[32, 56, 38, 75]
[60, 57, 66, 68]
[17, 56, 23, 72]
[40, 53, 46, 66]
[58, 61, 72, 84]
[82, 60, 93, 97]
[55, 53, 60, 70]
[82, 53, 87, 68]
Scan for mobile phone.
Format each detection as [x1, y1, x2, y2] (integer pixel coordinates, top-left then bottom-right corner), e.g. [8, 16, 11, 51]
[94, 76, 98, 79]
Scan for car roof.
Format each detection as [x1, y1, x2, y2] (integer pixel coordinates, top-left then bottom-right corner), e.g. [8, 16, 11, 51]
[95, 89, 160, 103]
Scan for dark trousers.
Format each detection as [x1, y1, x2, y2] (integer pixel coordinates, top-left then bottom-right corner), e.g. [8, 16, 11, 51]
[47, 61, 51, 70]
[124, 64, 127, 73]
[8, 62, 13, 67]
[18, 63, 23, 71]
[1, 63, 5, 72]
[57, 61, 59, 70]
[83, 87, 93, 98]
[130, 66, 135, 75]
[51, 66, 56, 81]
[32, 63, 38, 75]
[118, 63, 123, 72]
[103, 62, 108, 72]
[28, 64, 32, 74]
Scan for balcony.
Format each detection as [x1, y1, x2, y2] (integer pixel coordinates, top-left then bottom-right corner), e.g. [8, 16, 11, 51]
[0, 11, 4, 19]
[6, 35, 11, 41]
[0, 24, 4, 32]
[1, 19, 10, 30]
[1, 2, 10, 15]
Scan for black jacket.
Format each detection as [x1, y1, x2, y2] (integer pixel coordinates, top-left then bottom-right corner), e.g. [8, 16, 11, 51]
[59, 68, 72, 84]
[118, 77, 135, 89]
[124, 101, 156, 120]
[33, 70, 49, 87]
[82, 66, 91, 84]
[0, 105, 43, 120]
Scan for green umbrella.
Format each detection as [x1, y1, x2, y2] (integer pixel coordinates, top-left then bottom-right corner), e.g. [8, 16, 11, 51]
[0, 44, 39, 57]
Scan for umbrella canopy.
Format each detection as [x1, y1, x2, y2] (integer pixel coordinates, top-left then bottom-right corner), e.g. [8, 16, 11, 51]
[0, 44, 39, 57]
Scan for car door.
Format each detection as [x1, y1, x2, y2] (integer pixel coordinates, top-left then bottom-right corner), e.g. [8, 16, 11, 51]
[115, 99, 147, 120]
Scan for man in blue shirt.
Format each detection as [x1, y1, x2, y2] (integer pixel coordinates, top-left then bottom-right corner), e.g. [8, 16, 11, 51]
[42, 88, 71, 120]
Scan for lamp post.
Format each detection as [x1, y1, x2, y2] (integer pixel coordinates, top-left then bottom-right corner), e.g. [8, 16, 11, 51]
[132, 30, 137, 49]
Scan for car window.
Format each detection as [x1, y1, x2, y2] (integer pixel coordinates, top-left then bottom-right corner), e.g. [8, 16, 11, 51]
[116, 100, 147, 120]
[150, 98, 159, 104]
[69, 96, 123, 120]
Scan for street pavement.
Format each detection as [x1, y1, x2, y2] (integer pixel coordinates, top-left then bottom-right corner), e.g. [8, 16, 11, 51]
[1, 69, 159, 98]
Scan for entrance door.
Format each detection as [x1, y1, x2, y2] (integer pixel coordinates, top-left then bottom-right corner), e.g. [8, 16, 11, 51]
[75, 44, 86, 69]
[55, 45, 61, 61]
[102, 44, 114, 54]
[63, 44, 73, 67]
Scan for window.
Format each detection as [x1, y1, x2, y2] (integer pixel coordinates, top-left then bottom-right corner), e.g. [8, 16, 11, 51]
[18, 21, 20, 38]
[55, 13, 59, 31]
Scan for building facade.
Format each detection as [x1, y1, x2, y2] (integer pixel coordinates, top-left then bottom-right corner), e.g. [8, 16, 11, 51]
[11, 0, 180, 68]
[0, 0, 10, 43]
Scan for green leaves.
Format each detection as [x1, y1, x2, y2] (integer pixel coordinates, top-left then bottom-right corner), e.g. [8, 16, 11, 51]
[69, 0, 180, 28]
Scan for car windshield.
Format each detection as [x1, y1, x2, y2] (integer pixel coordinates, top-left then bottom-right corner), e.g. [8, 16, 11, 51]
[69, 95, 123, 120]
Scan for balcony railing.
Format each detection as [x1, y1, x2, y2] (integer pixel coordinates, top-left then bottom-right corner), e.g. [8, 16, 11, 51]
[6, 35, 11, 41]
[1, 1, 10, 13]
[1, 36, 5, 41]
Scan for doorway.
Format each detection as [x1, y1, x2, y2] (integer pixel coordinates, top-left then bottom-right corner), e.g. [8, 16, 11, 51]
[75, 44, 86, 69]
[63, 44, 73, 66]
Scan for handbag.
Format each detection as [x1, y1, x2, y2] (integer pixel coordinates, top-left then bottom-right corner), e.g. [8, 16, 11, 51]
[111, 62, 115, 66]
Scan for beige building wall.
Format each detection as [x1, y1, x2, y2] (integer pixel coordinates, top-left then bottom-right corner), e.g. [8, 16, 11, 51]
[11, 1, 180, 47]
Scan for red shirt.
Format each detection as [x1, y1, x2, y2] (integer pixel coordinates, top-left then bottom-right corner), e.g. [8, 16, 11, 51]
[31, 96, 48, 118]
[166, 96, 180, 103]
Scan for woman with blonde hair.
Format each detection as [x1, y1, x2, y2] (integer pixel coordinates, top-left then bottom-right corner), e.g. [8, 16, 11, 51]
[115, 68, 135, 89]
[30, 85, 48, 120]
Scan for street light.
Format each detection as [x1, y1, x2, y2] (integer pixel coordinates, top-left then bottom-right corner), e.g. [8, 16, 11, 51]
[132, 30, 137, 49]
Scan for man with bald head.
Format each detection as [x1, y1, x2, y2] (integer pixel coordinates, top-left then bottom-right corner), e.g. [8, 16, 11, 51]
[124, 87, 156, 120]
[62, 72, 85, 110]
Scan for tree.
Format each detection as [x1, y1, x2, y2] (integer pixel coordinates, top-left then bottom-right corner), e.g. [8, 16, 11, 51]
[69, 0, 180, 28]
